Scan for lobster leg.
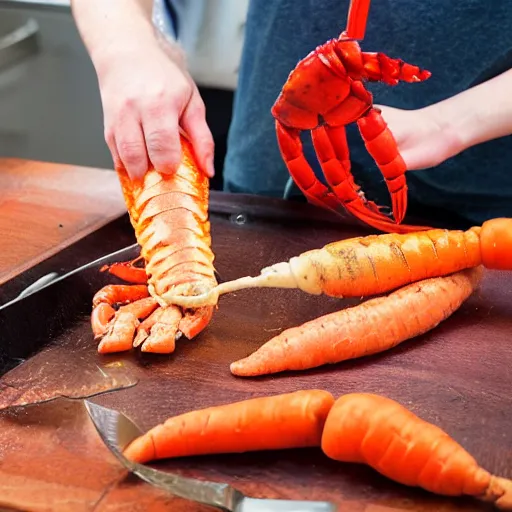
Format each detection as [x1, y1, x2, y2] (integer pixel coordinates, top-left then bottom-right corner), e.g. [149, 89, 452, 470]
[100, 258, 148, 284]
[274, 119, 342, 213]
[91, 303, 116, 338]
[136, 305, 183, 354]
[97, 297, 159, 354]
[92, 284, 149, 308]
[311, 124, 387, 219]
[310, 124, 426, 233]
[357, 107, 408, 224]
[91, 284, 151, 338]
[179, 306, 215, 339]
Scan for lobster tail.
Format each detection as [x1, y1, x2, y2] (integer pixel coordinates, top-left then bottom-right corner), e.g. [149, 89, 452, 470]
[117, 137, 217, 303]
[91, 135, 217, 354]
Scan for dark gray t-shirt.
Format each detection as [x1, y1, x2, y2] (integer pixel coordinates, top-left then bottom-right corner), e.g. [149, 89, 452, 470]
[223, 0, 512, 227]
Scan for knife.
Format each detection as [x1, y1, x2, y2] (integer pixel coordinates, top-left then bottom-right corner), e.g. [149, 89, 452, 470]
[84, 400, 338, 512]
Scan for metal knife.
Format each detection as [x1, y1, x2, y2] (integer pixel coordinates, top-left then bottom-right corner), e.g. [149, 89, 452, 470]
[84, 400, 337, 512]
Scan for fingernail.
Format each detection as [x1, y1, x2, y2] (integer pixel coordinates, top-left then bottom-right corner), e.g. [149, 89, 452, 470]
[158, 162, 180, 175]
[205, 158, 215, 178]
[129, 171, 144, 184]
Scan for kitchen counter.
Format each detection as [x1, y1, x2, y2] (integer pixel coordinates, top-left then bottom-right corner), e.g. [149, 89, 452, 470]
[0, 159, 511, 512]
[0, 157, 126, 287]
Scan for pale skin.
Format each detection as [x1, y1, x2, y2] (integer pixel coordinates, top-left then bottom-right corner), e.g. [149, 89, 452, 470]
[377, 66, 512, 171]
[71, 0, 512, 181]
[71, 0, 215, 181]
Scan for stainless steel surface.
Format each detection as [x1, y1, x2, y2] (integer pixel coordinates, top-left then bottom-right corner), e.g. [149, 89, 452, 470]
[14, 271, 59, 299]
[84, 400, 338, 512]
[0, 15, 38, 70]
[0, 243, 137, 310]
[0, 5, 112, 168]
[0, 0, 70, 13]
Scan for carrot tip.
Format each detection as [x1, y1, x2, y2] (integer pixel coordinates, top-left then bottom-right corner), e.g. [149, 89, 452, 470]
[123, 434, 156, 464]
[229, 360, 252, 377]
[483, 476, 512, 510]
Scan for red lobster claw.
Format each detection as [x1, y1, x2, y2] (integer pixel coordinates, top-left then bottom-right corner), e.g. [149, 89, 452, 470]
[271, 4, 431, 234]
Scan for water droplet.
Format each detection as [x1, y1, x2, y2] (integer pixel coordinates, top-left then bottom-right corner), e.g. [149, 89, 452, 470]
[231, 213, 247, 225]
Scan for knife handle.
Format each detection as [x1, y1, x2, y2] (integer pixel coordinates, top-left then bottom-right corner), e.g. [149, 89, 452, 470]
[239, 497, 337, 512]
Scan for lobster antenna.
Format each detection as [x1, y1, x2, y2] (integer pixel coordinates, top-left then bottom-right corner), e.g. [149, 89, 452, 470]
[344, 0, 371, 40]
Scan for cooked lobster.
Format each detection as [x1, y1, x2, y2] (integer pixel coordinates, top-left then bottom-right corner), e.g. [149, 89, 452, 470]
[90, 133, 217, 354]
[272, 0, 431, 233]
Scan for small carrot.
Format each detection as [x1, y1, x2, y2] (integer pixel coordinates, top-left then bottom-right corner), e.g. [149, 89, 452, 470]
[321, 393, 512, 509]
[230, 267, 482, 377]
[123, 389, 335, 464]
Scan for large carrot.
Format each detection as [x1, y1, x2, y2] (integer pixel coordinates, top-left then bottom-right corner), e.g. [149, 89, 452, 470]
[230, 267, 482, 377]
[160, 217, 512, 309]
[321, 393, 512, 509]
[123, 389, 335, 464]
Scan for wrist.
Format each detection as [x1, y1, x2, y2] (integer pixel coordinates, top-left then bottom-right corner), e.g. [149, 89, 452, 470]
[72, 0, 162, 77]
[421, 100, 472, 160]
[91, 26, 157, 77]
[93, 29, 187, 83]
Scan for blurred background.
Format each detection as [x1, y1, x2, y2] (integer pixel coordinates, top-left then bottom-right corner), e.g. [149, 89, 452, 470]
[0, 0, 248, 190]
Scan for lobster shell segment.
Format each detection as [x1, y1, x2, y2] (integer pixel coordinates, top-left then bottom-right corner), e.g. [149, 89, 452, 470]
[90, 135, 218, 354]
[116, 135, 218, 305]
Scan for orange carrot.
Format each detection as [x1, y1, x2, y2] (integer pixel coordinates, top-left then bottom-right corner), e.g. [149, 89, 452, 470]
[321, 393, 512, 509]
[479, 217, 512, 270]
[230, 267, 482, 377]
[123, 389, 335, 464]
[162, 217, 512, 311]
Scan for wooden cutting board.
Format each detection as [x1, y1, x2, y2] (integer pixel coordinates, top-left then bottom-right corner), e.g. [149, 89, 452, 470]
[0, 158, 126, 286]
[0, 193, 511, 512]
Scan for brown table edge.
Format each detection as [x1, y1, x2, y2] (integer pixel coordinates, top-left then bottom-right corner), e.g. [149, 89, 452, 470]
[0, 156, 113, 174]
[0, 211, 126, 287]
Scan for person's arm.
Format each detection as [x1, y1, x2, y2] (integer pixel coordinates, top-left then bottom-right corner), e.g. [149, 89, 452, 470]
[71, 0, 156, 69]
[377, 68, 512, 172]
[71, 0, 214, 180]
[430, 68, 512, 152]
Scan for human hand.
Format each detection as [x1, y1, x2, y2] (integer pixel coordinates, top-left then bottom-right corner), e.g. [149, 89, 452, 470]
[97, 37, 214, 181]
[376, 104, 464, 171]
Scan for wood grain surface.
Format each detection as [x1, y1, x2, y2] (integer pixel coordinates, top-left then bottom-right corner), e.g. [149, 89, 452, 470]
[0, 158, 126, 286]
[0, 199, 511, 512]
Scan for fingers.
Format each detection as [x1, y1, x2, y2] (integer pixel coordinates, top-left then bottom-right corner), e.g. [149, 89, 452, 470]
[139, 90, 183, 175]
[181, 88, 215, 178]
[104, 89, 182, 180]
[106, 117, 149, 181]
[101, 65, 213, 181]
